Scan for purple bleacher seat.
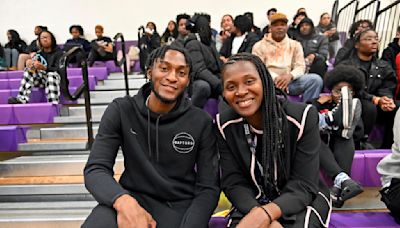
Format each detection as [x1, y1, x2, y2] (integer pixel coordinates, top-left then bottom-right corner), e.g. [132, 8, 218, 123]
[210, 213, 399, 228]
[93, 61, 122, 74]
[209, 217, 228, 228]
[0, 126, 28, 151]
[7, 71, 24, 79]
[8, 78, 21, 89]
[13, 103, 59, 124]
[287, 95, 303, 102]
[204, 98, 219, 119]
[68, 75, 96, 90]
[133, 61, 141, 72]
[0, 104, 14, 124]
[350, 153, 365, 185]
[330, 212, 398, 227]
[67, 67, 108, 81]
[0, 90, 11, 104]
[0, 79, 9, 89]
[0, 72, 7, 79]
[364, 151, 391, 187]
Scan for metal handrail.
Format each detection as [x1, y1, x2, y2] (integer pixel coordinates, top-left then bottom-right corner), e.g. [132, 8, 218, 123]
[337, 0, 359, 33]
[331, 0, 339, 24]
[375, 0, 400, 25]
[113, 33, 130, 96]
[59, 46, 94, 149]
[354, 0, 380, 23]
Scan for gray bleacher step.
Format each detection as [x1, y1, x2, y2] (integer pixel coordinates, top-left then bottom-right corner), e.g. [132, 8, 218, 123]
[54, 115, 102, 124]
[77, 97, 119, 105]
[18, 141, 88, 152]
[39, 126, 99, 139]
[62, 105, 108, 117]
[0, 154, 123, 177]
[107, 73, 146, 80]
[103, 78, 146, 87]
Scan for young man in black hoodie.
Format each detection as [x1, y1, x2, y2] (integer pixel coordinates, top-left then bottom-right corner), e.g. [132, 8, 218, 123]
[82, 45, 220, 228]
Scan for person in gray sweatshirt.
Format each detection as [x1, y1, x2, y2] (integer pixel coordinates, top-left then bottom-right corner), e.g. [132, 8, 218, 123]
[377, 108, 400, 224]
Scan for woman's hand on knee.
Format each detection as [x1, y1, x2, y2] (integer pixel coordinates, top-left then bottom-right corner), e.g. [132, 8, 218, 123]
[113, 194, 157, 228]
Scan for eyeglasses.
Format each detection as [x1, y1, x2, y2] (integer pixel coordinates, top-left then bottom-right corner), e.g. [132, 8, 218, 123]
[360, 36, 379, 42]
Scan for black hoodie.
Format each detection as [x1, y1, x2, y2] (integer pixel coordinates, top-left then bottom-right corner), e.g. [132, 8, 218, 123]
[382, 38, 400, 71]
[296, 18, 329, 62]
[84, 82, 220, 227]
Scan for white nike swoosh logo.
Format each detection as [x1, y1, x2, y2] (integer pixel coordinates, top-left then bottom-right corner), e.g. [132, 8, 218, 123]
[130, 128, 137, 135]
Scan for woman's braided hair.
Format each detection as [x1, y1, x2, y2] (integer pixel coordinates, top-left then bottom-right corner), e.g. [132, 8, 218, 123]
[222, 53, 289, 194]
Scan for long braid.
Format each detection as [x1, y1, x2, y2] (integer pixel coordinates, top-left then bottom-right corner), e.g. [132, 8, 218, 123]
[222, 53, 289, 194]
[145, 44, 193, 95]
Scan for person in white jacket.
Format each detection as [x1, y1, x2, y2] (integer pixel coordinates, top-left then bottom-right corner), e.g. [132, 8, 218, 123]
[377, 108, 400, 224]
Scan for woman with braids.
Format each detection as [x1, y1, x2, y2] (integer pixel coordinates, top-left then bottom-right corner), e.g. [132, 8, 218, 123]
[217, 53, 331, 227]
[83, 45, 219, 228]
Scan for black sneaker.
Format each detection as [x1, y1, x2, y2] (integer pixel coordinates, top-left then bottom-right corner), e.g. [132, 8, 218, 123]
[340, 179, 364, 201]
[330, 186, 344, 208]
[7, 97, 23, 104]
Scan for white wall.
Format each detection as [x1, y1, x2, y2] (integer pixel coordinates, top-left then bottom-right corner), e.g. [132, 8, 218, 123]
[0, 0, 336, 45]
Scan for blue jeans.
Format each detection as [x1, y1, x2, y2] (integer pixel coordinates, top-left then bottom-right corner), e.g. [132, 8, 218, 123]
[288, 73, 323, 102]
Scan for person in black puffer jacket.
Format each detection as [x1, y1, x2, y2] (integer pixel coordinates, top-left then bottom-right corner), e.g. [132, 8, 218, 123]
[338, 29, 399, 149]
[181, 13, 223, 108]
[4, 29, 27, 69]
[296, 17, 329, 78]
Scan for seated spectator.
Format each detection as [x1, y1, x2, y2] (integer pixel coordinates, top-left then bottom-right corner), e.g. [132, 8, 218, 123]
[297, 7, 307, 15]
[175, 13, 191, 46]
[252, 13, 323, 102]
[338, 29, 399, 149]
[17, 26, 47, 70]
[287, 12, 306, 39]
[261, 8, 277, 36]
[216, 14, 234, 52]
[217, 53, 331, 227]
[160, 20, 178, 46]
[65, 25, 91, 67]
[87, 25, 115, 67]
[335, 19, 373, 66]
[183, 13, 222, 108]
[315, 13, 341, 59]
[244, 12, 262, 38]
[296, 17, 329, 77]
[219, 15, 260, 62]
[8, 31, 63, 104]
[0, 43, 6, 70]
[138, 22, 161, 73]
[4, 29, 27, 70]
[310, 65, 365, 208]
[82, 45, 219, 228]
[382, 26, 400, 98]
[377, 108, 400, 225]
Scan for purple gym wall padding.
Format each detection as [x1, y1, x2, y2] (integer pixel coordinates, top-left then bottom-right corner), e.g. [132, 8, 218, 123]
[13, 103, 59, 124]
[0, 104, 14, 124]
[329, 212, 399, 227]
[0, 126, 27, 151]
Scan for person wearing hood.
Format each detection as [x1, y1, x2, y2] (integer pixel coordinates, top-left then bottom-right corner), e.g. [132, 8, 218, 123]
[83, 45, 220, 228]
[179, 13, 223, 108]
[219, 15, 260, 62]
[296, 17, 329, 78]
[4, 29, 27, 70]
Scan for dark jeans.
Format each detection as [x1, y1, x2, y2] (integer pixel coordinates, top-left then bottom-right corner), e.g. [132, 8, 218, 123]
[82, 194, 191, 228]
[319, 135, 355, 179]
[360, 99, 399, 148]
[381, 178, 400, 224]
[191, 79, 212, 108]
